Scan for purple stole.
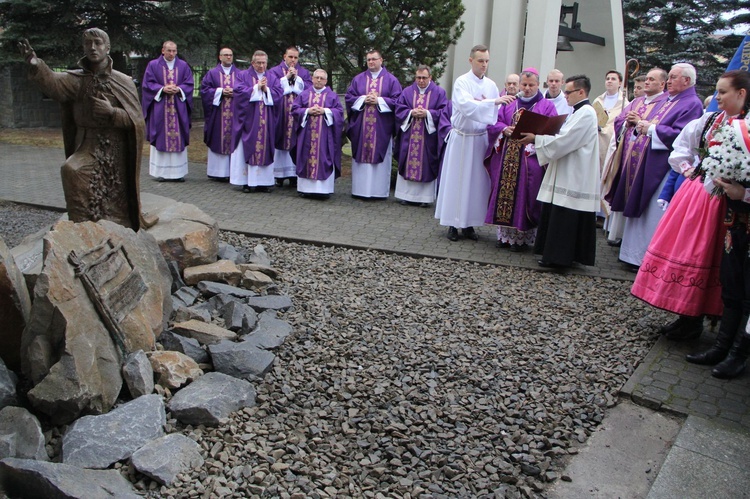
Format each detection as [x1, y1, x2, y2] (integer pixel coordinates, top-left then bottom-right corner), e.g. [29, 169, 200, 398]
[495, 100, 541, 224]
[280, 68, 296, 151]
[361, 76, 385, 163]
[404, 90, 433, 181]
[219, 71, 236, 155]
[161, 65, 183, 152]
[303, 92, 326, 178]
[250, 74, 270, 166]
[620, 97, 674, 200]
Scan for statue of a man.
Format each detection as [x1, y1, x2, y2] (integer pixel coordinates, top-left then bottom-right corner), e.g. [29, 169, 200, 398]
[18, 28, 155, 230]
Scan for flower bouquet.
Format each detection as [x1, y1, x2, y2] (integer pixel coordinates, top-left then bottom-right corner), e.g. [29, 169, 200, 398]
[695, 119, 750, 197]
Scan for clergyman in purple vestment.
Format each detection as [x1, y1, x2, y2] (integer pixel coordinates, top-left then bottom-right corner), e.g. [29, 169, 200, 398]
[617, 63, 703, 267]
[200, 47, 240, 181]
[394, 65, 448, 205]
[291, 69, 344, 199]
[268, 46, 313, 186]
[141, 41, 193, 181]
[484, 69, 557, 250]
[229, 50, 283, 192]
[345, 50, 402, 199]
[602, 68, 668, 245]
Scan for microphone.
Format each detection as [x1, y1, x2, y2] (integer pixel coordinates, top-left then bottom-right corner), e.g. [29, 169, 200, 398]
[516, 91, 524, 98]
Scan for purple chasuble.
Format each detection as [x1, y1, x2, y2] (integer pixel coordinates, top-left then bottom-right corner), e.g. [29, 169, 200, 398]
[605, 93, 668, 210]
[394, 81, 449, 183]
[141, 56, 193, 152]
[484, 92, 558, 229]
[200, 64, 240, 155]
[345, 68, 402, 164]
[233, 70, 283, 166]
[292, 87, 344, 180]
[268, 62, 312, 151]
[619, 87, 703, 217]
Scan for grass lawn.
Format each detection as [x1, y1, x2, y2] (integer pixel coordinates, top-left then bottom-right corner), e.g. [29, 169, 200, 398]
[0, 123, 353, 177]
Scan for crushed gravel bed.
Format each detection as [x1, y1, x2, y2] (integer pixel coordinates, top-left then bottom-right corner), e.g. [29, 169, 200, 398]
[0, 201, 667, 498]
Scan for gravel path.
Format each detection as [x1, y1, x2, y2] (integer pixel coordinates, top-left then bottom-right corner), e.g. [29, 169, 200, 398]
[147, 233, 664, 498]
[0, 202, 668, 498]
[0, 200, 62, 248]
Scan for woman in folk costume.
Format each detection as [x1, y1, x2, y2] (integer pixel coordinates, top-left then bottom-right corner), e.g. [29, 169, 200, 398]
[484, 68, 558, 252]
[632, 70, 750, 378]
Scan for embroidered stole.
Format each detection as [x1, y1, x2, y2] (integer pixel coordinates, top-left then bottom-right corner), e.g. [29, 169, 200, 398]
[220, 71, 235, 155]
[404, 90, 432, 181]
[161, 65, 182, 152]
[495, 102, 535, 224]
[305, 91, 326, 178]
[251, 74, 269, 166]
[360, 75, 384, 163]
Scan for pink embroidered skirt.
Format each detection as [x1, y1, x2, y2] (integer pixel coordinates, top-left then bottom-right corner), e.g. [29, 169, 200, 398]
[631, 178, 726, 317]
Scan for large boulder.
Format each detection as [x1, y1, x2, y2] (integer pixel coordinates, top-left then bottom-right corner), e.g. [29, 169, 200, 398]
[0, 358, 17, 410]
[9, 214, 66, 294]
[130, 434, 203, 486]
[0, 237, 31, 371]
[0, 407, 47, 461]
[183, 259, 242, 287]
[141, 193, 219, 271]
[168, 372, 256, 426]
[148, 351, 203, 389]
[20, 220, 170, 424]
[0, 458, 139, 498]
[62, 394, 166, 469]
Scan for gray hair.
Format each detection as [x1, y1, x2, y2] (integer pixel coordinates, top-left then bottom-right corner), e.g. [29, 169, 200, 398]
[672, 63, 697, 87]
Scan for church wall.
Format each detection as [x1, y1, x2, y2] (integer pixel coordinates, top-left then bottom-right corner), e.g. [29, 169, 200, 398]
[439, 0, 625, 101]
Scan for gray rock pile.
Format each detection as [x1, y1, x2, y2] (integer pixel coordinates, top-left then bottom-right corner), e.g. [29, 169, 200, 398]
[0, 202, 669, 498]
[0, 201, 298, 497]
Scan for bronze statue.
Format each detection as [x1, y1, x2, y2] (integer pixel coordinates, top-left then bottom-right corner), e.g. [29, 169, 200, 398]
[19, 29, 156, 230]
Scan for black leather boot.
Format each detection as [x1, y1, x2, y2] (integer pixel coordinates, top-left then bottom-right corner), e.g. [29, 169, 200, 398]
[686, 309, 743, 365]
[665, 315, 704, 340]
[712, 325, 750, 379]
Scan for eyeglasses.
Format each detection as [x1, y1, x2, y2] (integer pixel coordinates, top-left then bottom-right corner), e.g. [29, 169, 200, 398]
[366, 57, 381, 61]
[415, 76, 429, 80]
[563, 88, 580, 95]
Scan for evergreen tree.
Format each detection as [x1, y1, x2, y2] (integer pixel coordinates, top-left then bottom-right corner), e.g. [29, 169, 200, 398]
[0, 0, 209, 73]
[202, 0, 465, 88]
[623, 0, 742, 94]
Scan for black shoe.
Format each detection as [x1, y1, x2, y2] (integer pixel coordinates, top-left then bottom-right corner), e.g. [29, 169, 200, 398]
[275, 179, 284, 187]
[255, 186, 272, 193]
[686, 310, 743, 364]
[447, 227, 459, 241]
[712, 330, 750, 379]
[462, 227, 479, 241]
[607, 238, 622, 247]
[399, 200, 409, 206]
[242, 185, 251, 193]
[537, 260, 560, 268]
[289, 178, 297, 187]
[495, 241, 510, 249]
[658, 316, 689, 335]
[419, 203, 430, 208]
[509, 243, 527, 253]
[666, 316, 704, 341]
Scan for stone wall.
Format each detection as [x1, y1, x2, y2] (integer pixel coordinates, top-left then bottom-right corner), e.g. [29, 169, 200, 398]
[0, 62, 204, 128]
[0, 63, 62, 128]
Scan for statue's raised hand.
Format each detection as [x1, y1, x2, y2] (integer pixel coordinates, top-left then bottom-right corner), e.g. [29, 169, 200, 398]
[18, 39, 38, 65]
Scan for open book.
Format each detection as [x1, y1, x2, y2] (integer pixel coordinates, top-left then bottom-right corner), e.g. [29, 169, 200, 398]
[509, 110, 568, 139]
